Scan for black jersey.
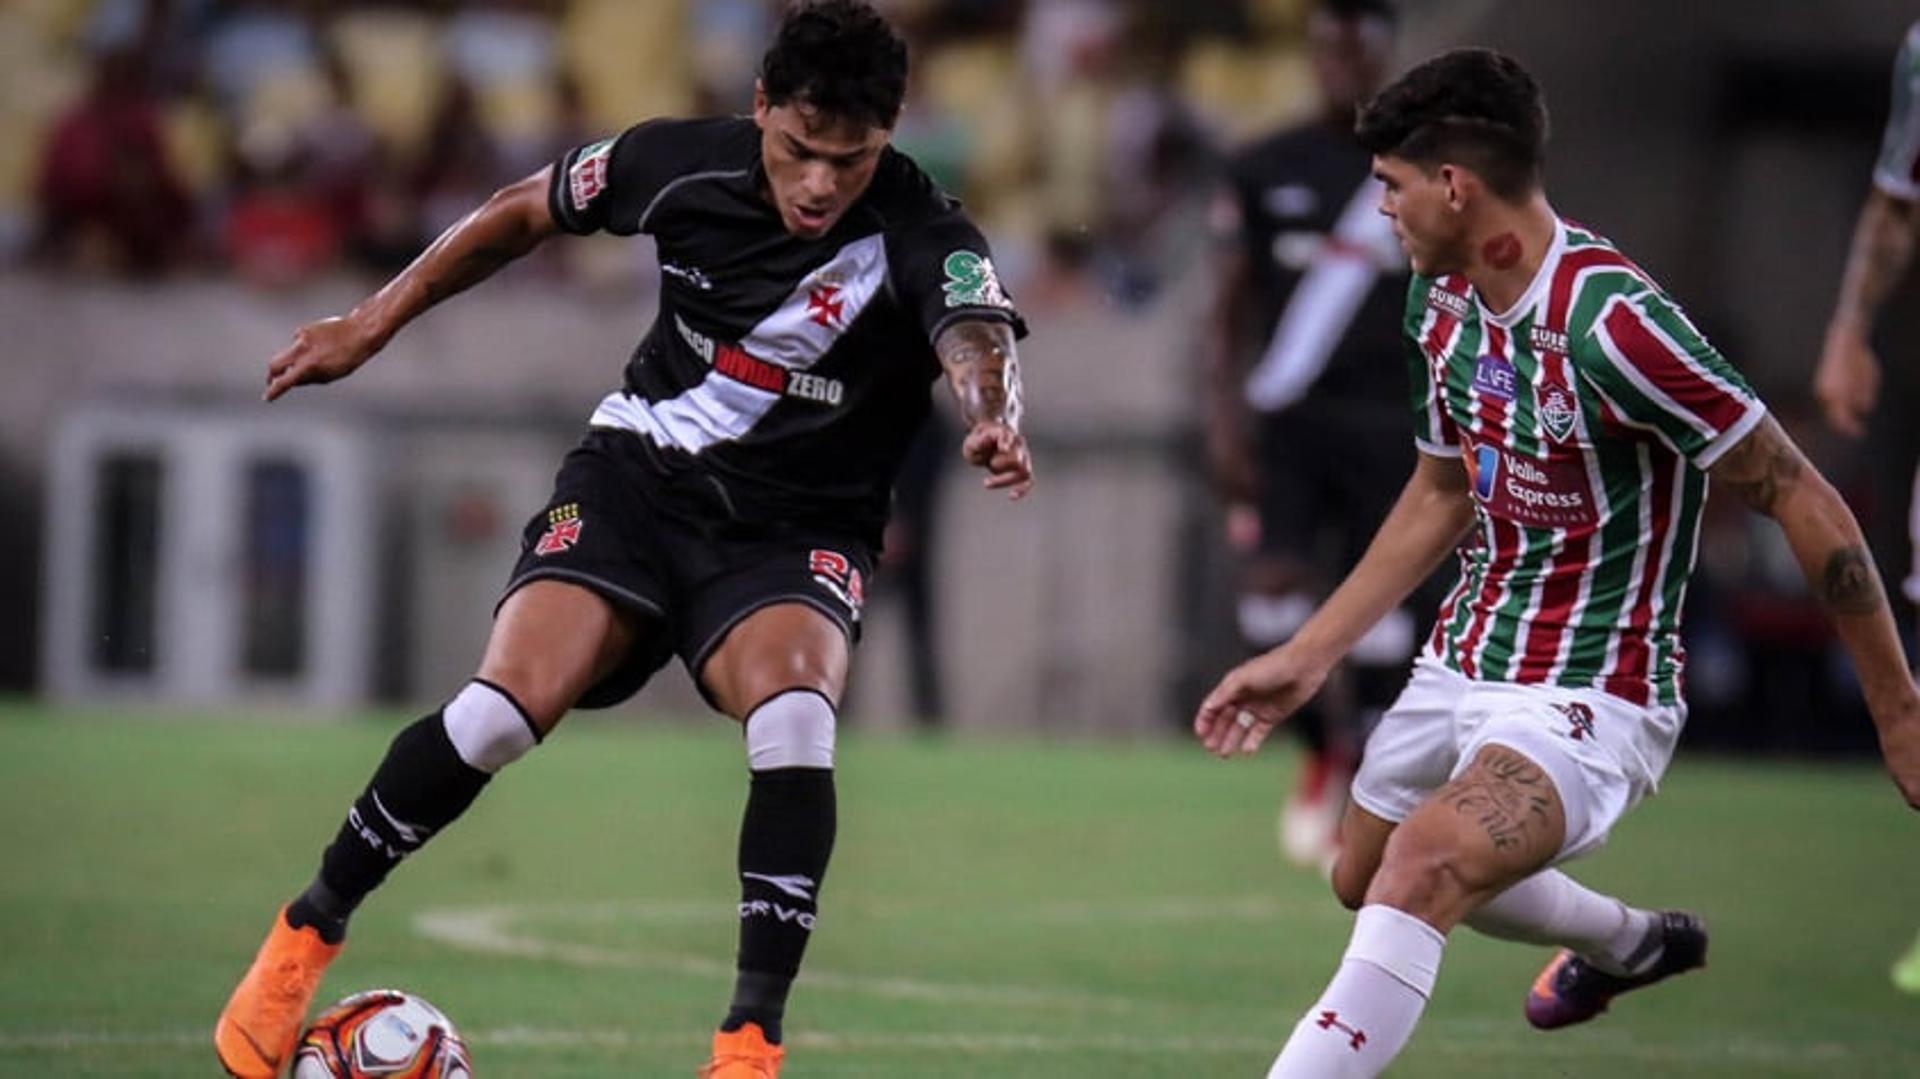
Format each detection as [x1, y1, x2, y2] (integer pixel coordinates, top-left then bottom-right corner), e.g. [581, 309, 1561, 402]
[1222, 121, 1407, 412]
[547, 116, 1025, 543]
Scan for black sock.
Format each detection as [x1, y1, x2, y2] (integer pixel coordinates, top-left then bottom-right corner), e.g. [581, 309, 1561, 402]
[285, 711, 492, 941]
[722, 767, 836, 1043]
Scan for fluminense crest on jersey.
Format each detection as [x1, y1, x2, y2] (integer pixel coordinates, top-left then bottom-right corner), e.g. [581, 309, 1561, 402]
[1405, 219, 1764, 706]
[1535, 370, 1579, 442]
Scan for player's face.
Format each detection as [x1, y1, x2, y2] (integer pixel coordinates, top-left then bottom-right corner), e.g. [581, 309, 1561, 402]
[1372, 154, 1467, 275]
[754, 86, 891, 239]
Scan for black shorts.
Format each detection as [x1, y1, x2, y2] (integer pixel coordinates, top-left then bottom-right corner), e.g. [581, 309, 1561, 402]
[502, 429, 873, 709]
[1255, 398, 1411, 566]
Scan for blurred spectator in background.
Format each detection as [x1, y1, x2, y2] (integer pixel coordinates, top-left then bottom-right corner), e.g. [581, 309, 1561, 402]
[413, 72, 504, 248]
[34, 47, 194, 277]
[1200, 0, 1409, 868]
[224, 118, 339, 288]
[1810, 17, 1920, 994]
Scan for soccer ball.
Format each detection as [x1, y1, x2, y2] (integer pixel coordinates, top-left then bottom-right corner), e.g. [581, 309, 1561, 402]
[291, 989, 473, 1078]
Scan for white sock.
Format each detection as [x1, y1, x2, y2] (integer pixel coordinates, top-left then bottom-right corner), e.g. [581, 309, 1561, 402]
[1267, 904, 1445, 1079]
[441, 680, 539, 773]
[1466, 870, 1657, 975]
[744, 689, 837, 771]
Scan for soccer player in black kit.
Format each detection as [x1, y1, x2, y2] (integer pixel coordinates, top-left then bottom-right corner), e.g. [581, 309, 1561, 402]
[1202, 0, 1411, 867]
[213, 5, 1030, 1077]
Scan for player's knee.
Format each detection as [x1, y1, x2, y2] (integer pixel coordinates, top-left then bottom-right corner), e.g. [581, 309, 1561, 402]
[441, 680, 541, 773]
[730, 648, 840, 714]
[744, 688, 837, 771]
[1366, 830, 1489, 923]
[473, 651, 593, 731]
[1330, 855, 1372, 912]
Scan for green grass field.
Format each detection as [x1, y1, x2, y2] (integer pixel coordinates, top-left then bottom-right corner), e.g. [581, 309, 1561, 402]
[2, 703, 1916, 1077]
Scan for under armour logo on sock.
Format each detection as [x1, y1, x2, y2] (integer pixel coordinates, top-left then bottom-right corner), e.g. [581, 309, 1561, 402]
[1316, 1010, 1368, 1051]
[742, 872, 817, 901]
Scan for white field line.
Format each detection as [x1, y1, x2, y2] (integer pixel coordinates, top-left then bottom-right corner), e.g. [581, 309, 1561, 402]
[411, 902, 1151, 1013]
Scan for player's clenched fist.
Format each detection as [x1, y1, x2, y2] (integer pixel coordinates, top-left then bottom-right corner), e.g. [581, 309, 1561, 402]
[962, 420, 1033, 500]
[1193, 647, 1329, 759]
[264, 315, 382, 402]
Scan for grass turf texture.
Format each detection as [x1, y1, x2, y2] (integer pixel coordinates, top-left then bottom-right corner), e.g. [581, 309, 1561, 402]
[1, 703, 1915, 1077]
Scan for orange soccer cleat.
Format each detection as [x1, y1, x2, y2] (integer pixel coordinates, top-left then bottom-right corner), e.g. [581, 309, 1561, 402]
[214, 905, 343, 1078]
[697, 1022, 786, 1078]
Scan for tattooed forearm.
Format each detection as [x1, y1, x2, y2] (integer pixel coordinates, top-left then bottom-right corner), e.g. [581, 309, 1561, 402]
[1710, 416, 1803, 515]
[1822, 546, 1885, 616]
[935, 319, 1023, 428]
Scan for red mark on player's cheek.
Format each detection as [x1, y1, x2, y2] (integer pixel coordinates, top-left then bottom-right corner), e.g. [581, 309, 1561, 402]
[1482, 232, 1522, 270]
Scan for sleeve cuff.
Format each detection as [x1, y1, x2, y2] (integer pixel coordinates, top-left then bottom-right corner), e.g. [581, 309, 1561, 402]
[1874, 168, 1920, 203]
[928, 306, 1027, 345]
[1693, 400, 1767, 470]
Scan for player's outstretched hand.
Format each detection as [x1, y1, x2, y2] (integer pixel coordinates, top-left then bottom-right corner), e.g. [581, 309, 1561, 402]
[1813, 328, 1880, 439]
[962, 420, 1033, 500]
[265, 316, 381, 402]
[1193, 647, 1328, 759]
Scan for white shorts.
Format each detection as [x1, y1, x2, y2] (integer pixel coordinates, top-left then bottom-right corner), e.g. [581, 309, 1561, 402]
[1349, 657, 1685, 861]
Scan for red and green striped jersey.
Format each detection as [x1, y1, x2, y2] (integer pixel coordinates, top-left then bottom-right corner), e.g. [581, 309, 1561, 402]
[1405, 220, 1765, 707]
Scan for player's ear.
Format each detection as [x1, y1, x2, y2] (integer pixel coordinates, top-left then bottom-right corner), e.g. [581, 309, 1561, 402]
[752, 80, 769, 126]
[1437, 163, 1470, 212]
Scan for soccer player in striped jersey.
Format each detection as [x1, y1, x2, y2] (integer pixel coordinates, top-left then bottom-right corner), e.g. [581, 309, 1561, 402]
[1195, 48, 1920, 1077]
[1813, 19, 1920, 993]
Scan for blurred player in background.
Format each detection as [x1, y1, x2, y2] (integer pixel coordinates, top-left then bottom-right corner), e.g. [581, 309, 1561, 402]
[213, 4, 1031, 1077]
[1196, 48, 1920, 1077]
[1812, 18, 1920, 994]
[1203, 0, 1416, 867]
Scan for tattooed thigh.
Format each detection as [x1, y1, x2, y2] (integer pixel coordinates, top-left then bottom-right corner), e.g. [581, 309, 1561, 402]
[1434, 744, 1565, 859]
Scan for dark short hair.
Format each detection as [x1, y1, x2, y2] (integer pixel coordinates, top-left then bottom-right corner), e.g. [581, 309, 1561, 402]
[1355, 48, 1548, 200]
[760, 0, 909, 130]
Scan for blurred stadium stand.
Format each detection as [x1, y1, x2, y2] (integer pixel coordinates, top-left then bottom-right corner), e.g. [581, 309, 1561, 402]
[4, 0, 1917, 756]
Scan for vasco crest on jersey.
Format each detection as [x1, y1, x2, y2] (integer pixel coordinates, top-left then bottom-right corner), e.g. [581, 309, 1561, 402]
[534, 503, 584, 556]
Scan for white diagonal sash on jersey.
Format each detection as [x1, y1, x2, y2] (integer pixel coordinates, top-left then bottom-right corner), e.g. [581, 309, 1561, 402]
[1244, 177, 1399, 412]
[590, 234, 889, 454]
